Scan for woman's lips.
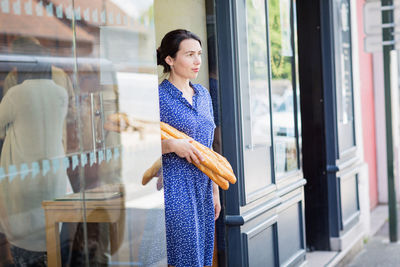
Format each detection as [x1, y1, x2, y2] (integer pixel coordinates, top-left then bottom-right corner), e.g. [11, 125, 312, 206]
[192, 68, 199, 72]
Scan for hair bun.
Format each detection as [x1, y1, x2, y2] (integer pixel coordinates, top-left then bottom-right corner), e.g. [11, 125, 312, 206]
[156, 48, 162, 65]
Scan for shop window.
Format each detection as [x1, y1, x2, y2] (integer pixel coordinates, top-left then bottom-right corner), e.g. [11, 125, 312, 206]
[333, 0, 356, 155]
[236, 0, 274, 202]
[268, 0, 301, 177]
[0, 0, 166, 266]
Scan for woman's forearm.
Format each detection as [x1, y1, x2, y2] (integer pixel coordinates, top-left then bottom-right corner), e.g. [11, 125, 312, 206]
[213, 182, 220, 196]
[161, 139, 174, 154]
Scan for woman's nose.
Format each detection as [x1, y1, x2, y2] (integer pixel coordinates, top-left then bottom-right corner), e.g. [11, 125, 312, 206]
[194, 56, 201, 65]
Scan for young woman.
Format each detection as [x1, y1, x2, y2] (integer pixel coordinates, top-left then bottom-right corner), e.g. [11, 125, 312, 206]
[157, 29, 221, 267]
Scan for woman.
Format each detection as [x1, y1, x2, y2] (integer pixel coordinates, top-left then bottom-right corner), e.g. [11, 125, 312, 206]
[157, 29, 221, 267]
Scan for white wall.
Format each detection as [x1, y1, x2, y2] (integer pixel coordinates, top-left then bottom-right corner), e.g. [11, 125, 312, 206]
[154, 0, 209, 88]
[350, 0, 370, 236]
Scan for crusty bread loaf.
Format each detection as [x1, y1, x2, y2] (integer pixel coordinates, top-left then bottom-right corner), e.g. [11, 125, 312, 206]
[160, 130, 229, 190]
[142, 157, 162, 185]
[160, 122, 236, 184]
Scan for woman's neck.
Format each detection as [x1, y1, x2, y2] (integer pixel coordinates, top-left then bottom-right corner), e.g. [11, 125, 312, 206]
[168, 73, 191, 93]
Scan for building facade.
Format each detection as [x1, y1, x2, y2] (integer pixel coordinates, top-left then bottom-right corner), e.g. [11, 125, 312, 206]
[0, 0, 381, 266]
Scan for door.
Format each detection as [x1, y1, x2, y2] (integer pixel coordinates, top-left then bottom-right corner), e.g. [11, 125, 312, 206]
[0, 0, 167, 266]
[215, 0, 306, 266]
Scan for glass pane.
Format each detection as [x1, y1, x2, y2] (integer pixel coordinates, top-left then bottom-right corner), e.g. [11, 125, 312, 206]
[0, 0, 81, 265]
[61, 0, 166, 266]
[334, 0, 355, 153]
[246, 0, 270, 148]
[268, 0, 298, 176]
[241, 0, 273, 197]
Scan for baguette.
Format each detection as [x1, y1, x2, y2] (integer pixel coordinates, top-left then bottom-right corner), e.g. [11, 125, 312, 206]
[193, 161, 229, 190]
[108, 112, 130, 126]
[160, 122, 236, 184]
[142, 157, 162, 185]
[161, 130, 229, 190]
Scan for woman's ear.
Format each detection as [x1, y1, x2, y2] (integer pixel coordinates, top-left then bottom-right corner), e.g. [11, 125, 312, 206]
[165, 55, 174, 67]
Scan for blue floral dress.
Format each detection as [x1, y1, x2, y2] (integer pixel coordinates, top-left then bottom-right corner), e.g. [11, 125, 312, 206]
[159, 79, 216, 267]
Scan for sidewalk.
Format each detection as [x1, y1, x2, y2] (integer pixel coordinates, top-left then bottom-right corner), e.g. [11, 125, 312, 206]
[349, 205, 400, 267]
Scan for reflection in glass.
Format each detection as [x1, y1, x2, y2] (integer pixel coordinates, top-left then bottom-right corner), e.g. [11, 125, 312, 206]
[71, 0, 166, 266]
[246, 0, 270, 147]
[0, 0, 166, 266]
[241, 0, 273, 198]
[0, 0, 77, 263]
[334, 0, 355, 153]
[0, 61, 68, 266]
[268, 0, 298, 176]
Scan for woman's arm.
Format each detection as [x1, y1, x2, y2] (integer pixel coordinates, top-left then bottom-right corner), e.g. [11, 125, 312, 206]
[161, 139, 204, 164]
[213, 182, 221, 220]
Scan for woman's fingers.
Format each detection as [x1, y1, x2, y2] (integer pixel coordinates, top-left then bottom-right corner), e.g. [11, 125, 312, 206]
[192, 147, 204, 162]
[189, 151, 200, 165]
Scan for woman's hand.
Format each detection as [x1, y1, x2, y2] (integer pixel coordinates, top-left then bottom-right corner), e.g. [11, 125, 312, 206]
[162, 139, 204, 164]
[213, 182, 221, 220]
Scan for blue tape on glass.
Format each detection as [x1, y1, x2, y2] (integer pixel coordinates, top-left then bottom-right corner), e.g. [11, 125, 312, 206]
[52, 158, 60, 174]
[20, 163, 29, 180]
[1, 0, 10, 14]
[72, 155, 79, 170]
[90, 152, 96, 166]
[0, 168, 5, 182]
[83, 7, 89, 21]
[116, 13, 121, 24]
[36, 1, 43, 16]
[12, 0, 21, 15]
[98, 150, 104, 164]
[106, 148, 112, 163]
[114, 147, 120, 160]
[46, 2, 53, 16]
[56, 4, 62, 18]
[24, 0, 32, 15]
[80, 153, 87, 167]
[8, 165, 18, 181]
[101, 10, 106, 24]
[74, 7, 81, 20]
[108, 12, 113, 24]
[42, 159, 50, 176]
[92, 9, 98, 23]
[62, 157, 70, 170]
[32, 162, 40, 178]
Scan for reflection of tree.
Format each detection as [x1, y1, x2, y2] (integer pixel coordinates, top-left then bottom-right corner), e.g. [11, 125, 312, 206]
[268, 0, 292, 80]
[246, 0, 268, 80]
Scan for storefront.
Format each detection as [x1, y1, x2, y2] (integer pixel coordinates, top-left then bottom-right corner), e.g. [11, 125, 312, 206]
[0, 0, 367, 266]
[297, 0, 368, 255]
[0, 0, 166, 266]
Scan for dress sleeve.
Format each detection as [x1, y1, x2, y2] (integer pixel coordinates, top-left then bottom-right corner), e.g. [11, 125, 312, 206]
[0, 91, 15, 138]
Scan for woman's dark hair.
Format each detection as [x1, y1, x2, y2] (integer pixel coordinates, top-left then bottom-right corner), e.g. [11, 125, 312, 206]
[157, 29, 202, 73]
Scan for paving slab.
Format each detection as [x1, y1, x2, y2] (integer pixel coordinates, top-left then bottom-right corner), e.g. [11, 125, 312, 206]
[349, 207, 400, 267]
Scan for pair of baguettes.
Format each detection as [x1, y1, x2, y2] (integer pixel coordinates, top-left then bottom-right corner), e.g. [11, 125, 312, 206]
[158, 122, 236, 190]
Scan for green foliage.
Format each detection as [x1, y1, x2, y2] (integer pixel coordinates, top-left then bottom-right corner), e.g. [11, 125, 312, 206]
[268, 0, 292, 80]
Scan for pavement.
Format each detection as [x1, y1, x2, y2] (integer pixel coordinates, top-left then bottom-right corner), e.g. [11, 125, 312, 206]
[349, 207, 400, 267]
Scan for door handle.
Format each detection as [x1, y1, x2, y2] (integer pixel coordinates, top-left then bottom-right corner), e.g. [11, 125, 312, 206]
[90, 92, 106, 151]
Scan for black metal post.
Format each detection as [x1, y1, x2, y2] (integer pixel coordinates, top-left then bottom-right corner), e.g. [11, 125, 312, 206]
[381, 0, 398, 242]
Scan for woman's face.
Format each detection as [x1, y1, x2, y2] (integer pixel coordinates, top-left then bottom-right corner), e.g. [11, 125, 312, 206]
[167, 38, 202, 80]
